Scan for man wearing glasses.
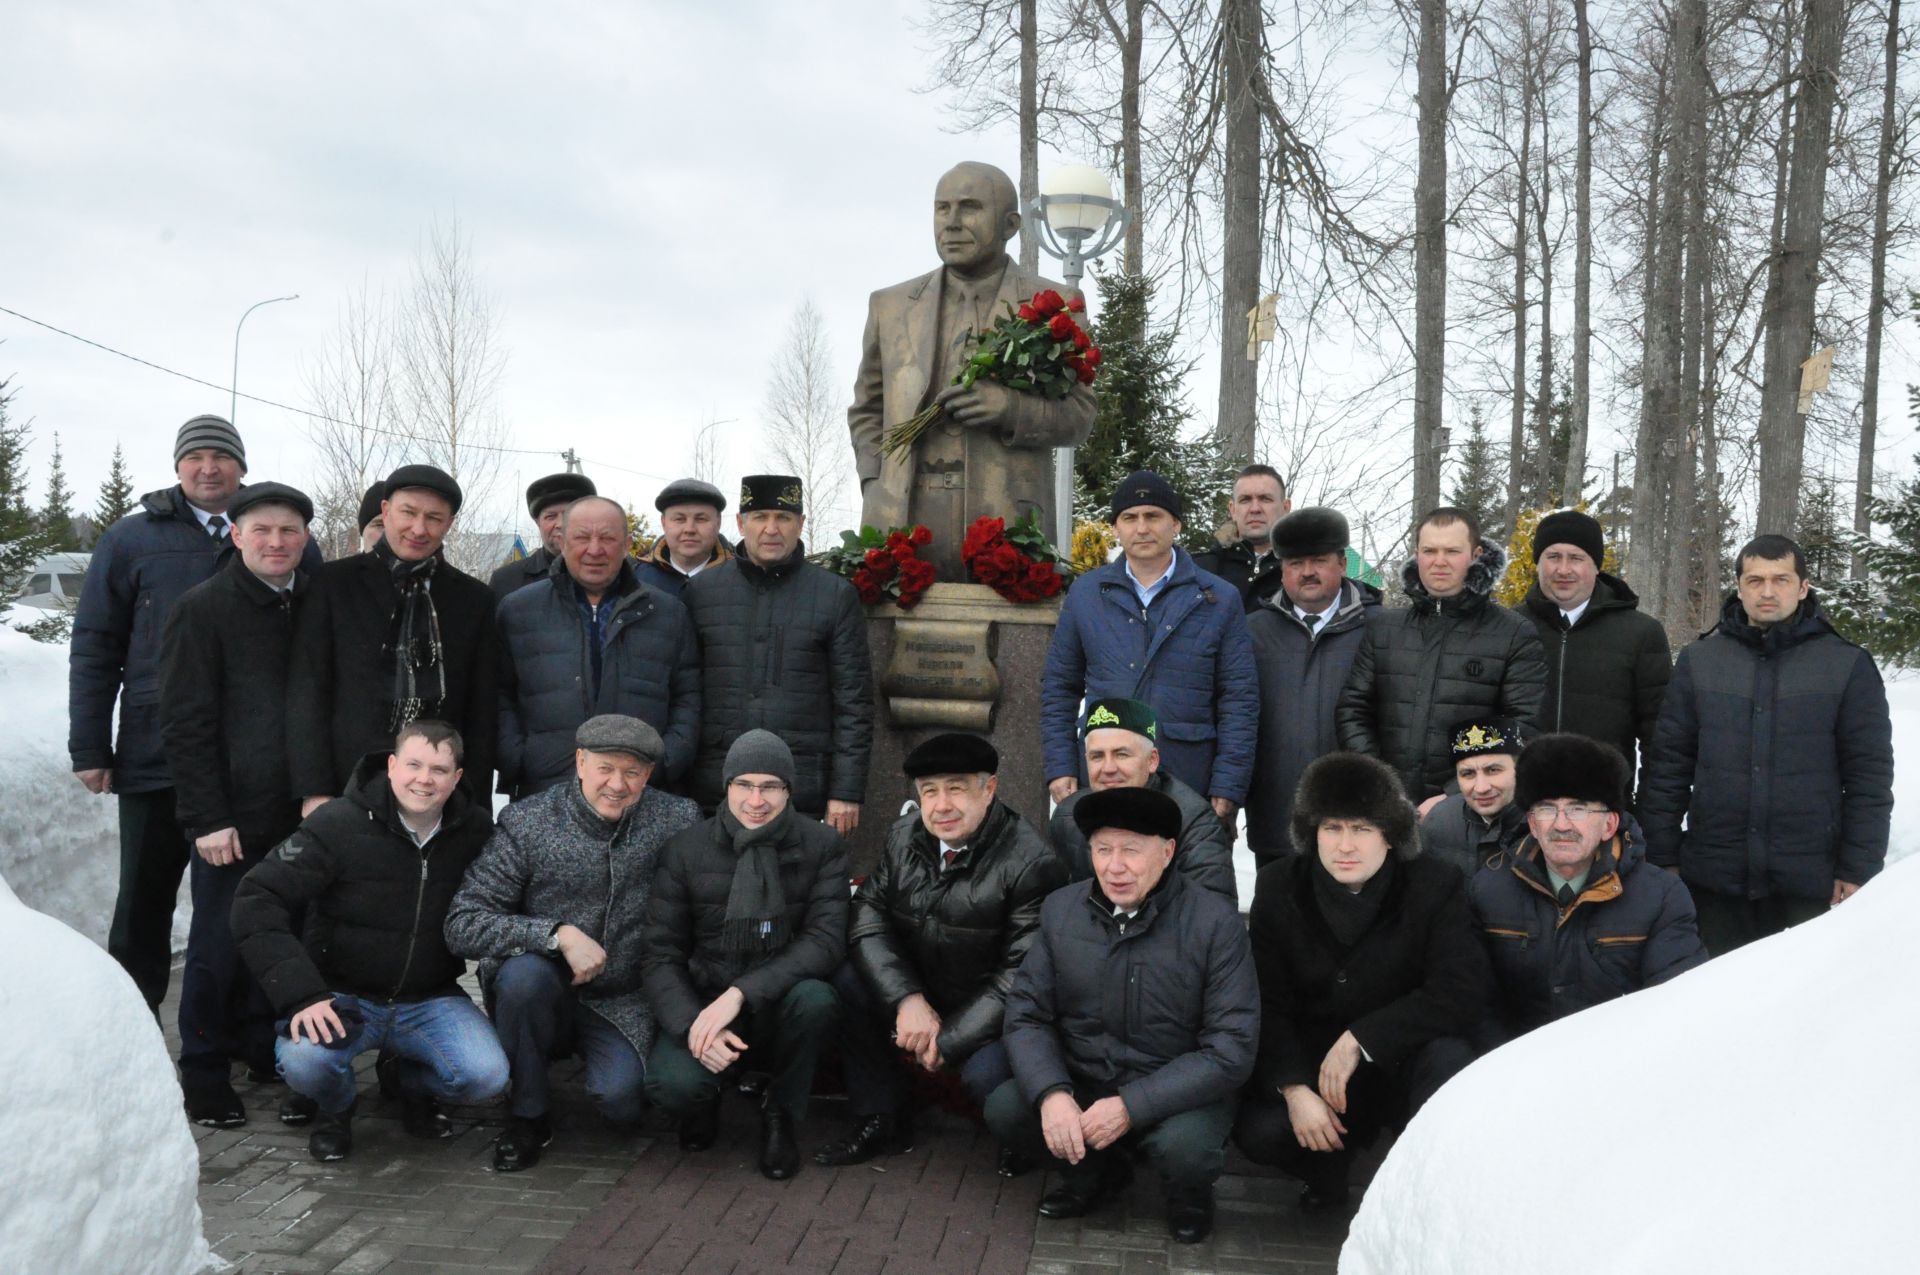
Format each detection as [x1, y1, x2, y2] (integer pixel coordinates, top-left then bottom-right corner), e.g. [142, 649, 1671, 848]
[1466, 734, 1706, 1046]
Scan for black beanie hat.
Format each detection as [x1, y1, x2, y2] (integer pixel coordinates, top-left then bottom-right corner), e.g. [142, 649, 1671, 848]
[1513, 734, 1629, 814]
[1533, 510, 1606, 568]
[1109, 470, 1183, 523]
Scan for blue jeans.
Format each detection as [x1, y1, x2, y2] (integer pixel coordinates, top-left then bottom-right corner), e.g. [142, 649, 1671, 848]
[490, 953, 647, 1123]
[276, 993, 510, 1116]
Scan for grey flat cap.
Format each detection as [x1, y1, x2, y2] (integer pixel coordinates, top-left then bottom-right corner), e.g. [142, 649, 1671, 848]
[655, 477, 727, 514]
[575, 714, 663, 763]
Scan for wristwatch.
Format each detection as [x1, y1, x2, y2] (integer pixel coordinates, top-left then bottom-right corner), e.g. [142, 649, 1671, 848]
[546, 924, 563, 952]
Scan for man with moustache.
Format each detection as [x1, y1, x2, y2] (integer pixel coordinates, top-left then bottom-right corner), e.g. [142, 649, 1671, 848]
[488, 473, 598, 603]
[288, 464, 500, 806]
[1245, 507, 1381, 864]
[634, 478, 733, 597]
[496, 496, 700, 798]
[1194, 464, 1292, 612]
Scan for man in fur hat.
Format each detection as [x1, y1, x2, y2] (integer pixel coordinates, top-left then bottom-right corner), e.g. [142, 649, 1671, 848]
[1467, 733, 1705, 1043]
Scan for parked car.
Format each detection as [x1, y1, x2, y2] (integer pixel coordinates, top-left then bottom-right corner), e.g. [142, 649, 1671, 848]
[14, 553, 91, 609]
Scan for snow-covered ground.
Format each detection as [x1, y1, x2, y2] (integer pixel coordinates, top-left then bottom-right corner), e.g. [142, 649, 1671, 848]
[0, 873, 213, 1275]
[1342, 852, 1920, 1275]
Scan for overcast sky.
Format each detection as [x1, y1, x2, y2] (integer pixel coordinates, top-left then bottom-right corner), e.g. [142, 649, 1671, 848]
[2, 0, 1074, 534]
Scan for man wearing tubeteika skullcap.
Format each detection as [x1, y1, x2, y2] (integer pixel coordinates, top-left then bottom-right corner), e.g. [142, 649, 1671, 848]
[682, 475, 873, 833]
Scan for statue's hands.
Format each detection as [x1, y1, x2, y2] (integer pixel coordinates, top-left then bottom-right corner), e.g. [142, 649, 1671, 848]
[936, 381, 1013, 428]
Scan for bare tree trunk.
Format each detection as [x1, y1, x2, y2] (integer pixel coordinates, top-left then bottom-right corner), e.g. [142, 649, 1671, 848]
[1669, 78, 1711, 628]
[1854, 0, 1901, 578]
[1412, 0, 1450, 525]
[1019, 0, 1039, 274]
[1700, 276, 1723, 616]
[1533, 99, 1556, 506]
[1562, 0, 1594, 505]
[1121, 0, 1144, 274]
[1216, 0, 1262, 464]
[1627, 58, 1668, 580]
[1755, 0, 1851, 532]
[1505, 89, 1533, 535]
[765, 298, 852, 534]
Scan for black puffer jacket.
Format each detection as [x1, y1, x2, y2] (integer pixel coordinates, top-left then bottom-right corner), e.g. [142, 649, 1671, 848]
[231, 754, 492, 1016]
[1047, 770, 1238, 904]
[159, 555, 306, 850]
[682, 546, 873, 814]
[287, 550, 500, 800]
[1642, 592, 1894, 900]
[641, 812, 849, 1039]
[1192, 538, 1283, 613]
[850, 801, 1066, 1064]
[1417, 795, 1529, 878]
[1335, 543, 1547, 800]
[495, 560, 701, 797]
[1467, 830, 1705, 1041]
[487, 546, 556, 604]
[1003, 871, 1258, 1128]
[1246, 579, 1382, 858]
[1247, 852, 1492, 1096]
[69, 485, 323, 792]
[1517, 574, 1671, 795]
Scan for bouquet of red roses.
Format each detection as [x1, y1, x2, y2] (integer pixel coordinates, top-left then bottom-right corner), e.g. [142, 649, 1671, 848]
[963, 512, 1070, 603]
[880, 289, 1103, 461]
[817, 524, 936, 608]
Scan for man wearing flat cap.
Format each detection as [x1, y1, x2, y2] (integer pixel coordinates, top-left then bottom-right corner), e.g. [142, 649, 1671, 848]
[1467, 733, 1705, 1045]
[988, 786, 1258, 1245]
[816, 732, 1066, 1173]
[1041, 470, 1258, 827]
[71, 414, 323, 1014]
[289, 463, 501, 808]
[636, 477, 733, 598]
[1048, 698, 1237, 903]
[496, 495, 701, 798]
[1513, 509, 1670, 800]
[684, 475, 873, 834]
[1245, 506, 1383, 866]
[159, 481, 316, 1126]
[445, 713, 701, 1172]
[642, 730, 847, 1181]
[488, 472, 598, 603]
[1418, 717, 1531, 877]
[356, 481, 387, 553]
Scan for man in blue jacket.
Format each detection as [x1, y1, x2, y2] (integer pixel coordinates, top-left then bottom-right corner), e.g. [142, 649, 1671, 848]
[69, 416, 321, 1012]
[1040, 470, 1258, 828]
[1642, 534, 1893, 955]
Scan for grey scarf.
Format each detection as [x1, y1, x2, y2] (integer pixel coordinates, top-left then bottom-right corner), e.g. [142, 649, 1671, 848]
[717, 806, 793, 958]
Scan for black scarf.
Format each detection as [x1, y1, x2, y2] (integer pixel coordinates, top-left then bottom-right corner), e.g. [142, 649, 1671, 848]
[717, 806, 793, 958]
[374, 539, 446, 731]
[1310, 852, 1396, 950]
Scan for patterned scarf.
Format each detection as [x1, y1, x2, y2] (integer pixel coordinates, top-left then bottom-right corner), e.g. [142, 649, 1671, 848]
[374, 539, 446, 731]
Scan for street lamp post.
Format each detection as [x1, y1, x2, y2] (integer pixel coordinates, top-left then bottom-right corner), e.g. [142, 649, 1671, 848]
[231, 294, 299, 426]
[1025, 164, 1131, 548]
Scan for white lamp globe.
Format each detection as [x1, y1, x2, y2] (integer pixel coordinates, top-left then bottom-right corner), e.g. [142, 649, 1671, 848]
[1038, 164, 1116, 235]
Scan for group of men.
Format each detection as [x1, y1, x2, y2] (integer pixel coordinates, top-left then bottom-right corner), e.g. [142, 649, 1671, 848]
[68, 416, 1894, 1244]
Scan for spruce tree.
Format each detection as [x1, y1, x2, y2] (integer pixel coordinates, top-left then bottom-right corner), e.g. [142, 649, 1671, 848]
[94, 441, 136, 529]
[1075, 272, 1235, 552]
[0, 377, 56, 595]
[40, 432, 79, 550]
[1447, 403, 1504, 541]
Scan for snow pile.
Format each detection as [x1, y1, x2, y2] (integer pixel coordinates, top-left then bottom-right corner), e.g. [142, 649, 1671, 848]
[0, 875, 214, 1275]
[0, 623, 189, 949]
[1341, 856, 1920, 1275]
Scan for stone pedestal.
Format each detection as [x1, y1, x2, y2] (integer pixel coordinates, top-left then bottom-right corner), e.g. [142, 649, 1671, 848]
[848, 583, 1061, 877]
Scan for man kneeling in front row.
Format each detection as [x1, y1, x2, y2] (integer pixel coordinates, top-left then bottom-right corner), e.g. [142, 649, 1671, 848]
[232, 721, 508, 1162]
[987, 787, 1258, 1244]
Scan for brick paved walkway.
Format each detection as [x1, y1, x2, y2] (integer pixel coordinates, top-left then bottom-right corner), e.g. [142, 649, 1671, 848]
[172, 969, 1366, 1274]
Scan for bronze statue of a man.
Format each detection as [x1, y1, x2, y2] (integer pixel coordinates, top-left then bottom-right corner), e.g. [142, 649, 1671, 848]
[849, 161, 1096, 580]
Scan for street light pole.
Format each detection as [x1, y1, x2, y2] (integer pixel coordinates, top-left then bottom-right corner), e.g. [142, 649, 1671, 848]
[231, 294, 299, 425]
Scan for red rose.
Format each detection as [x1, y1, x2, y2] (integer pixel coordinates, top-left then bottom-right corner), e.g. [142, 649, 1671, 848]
[1073, 330, 1091, 352]
[886, 530, 909, 551]
[1033, 289, 1066, 317]
[910, 524, 933, 546]
[1077, 362, 1096, 385]
[1048, 313, 1075, 341]
[902, 559, 935, 591]
[1039, 569, 1064, 597]
[1085, 346, 1103, 367]
[1067, 294, 1086, 313]
[863, 547, 898, 580]
[962, 516, 1005, 562]
[891, 542, 915, 566]
[991, 543, 1026, 576]
[1017, 303, 1039, 323]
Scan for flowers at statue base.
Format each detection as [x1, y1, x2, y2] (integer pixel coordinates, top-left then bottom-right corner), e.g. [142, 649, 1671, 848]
[816, 524, 936, 608]
[880, 289, 1103, 461]
[963, 511, 1071, 603]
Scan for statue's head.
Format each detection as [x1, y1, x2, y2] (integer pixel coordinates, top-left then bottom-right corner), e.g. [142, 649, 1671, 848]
[934, 162, 1020, 274]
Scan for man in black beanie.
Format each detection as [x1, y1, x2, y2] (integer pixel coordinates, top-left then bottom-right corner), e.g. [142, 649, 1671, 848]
[1467, 733, 1705, 1043]
[289, 463, 499, 806]
[488, 472, 598, 602]
[1513, 508, 1670, 800]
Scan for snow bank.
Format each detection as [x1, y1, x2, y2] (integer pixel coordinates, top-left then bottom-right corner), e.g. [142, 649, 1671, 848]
[1341, 855, 1920, 1275]
[0, 875, 214, 1275]
[0, 623, 189, 949]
